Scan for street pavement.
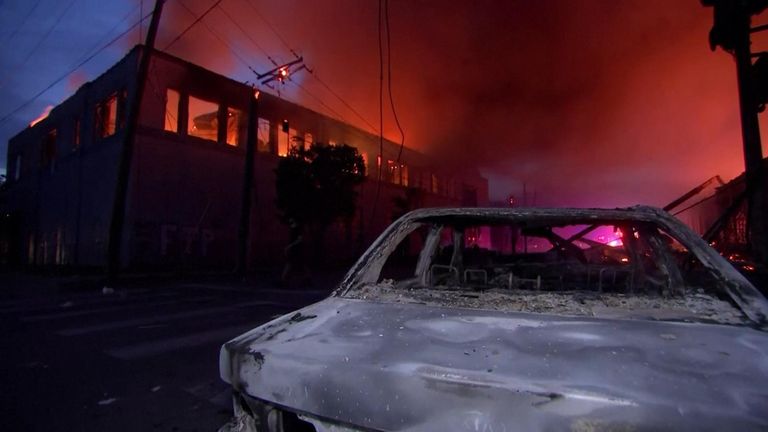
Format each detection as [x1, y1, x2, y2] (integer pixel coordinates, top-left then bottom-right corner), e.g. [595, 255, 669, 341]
[0, 274, 335, 431]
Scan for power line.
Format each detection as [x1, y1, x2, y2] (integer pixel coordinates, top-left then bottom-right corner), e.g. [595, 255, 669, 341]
[217, 2, 279, 66]
[173, 0, 257, 74]
[290, 78, 349, 123]
[174, 0, 352, 129]
[208, 0, 372, 133]
[370, 0, 386, 227]
[308, 72, 378, 133]
[164, 0, 223, 50]
[73, 5, 141, 69]
[2, 0, 42, 46]
[243, 0, 300, 58]
[237, 0, 378, 134]
[0, 11, 152, 126]
[384, 0, 406, 164]
[0, 0, 79, 92]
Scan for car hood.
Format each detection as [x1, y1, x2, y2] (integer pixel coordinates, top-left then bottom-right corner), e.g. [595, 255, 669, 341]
[220, 297, 768, 431]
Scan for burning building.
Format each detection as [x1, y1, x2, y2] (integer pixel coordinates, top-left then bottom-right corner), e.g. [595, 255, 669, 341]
[673, 158, 768, 261]
[1, 46, 488, 272]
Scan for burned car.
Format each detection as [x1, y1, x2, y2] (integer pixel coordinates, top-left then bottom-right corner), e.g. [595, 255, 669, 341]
[219, 206, 768, 431]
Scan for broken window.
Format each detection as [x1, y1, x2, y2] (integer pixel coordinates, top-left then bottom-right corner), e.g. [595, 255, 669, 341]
[387, 160, 399, 184]
[226, 107, 243, 146]
[188, 95, 219, 141]
[278, 126, 289, 157]
[96, 94, 118, 138]
[164, 88, 180, 132]
[345, 214, 749, 325]
[289, 128, 299, 152]
[431, 173, 439, 194]
[360, 152, 369, 175]
[257, 118, 271, 152]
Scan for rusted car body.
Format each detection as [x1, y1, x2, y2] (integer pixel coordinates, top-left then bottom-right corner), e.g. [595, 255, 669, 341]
[219, 206, 768, 431]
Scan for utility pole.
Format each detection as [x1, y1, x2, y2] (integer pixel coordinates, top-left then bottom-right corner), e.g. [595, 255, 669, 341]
[703, 0, 768, 265]
[236, 90, 259, 278]
[106, 0, 165, 283]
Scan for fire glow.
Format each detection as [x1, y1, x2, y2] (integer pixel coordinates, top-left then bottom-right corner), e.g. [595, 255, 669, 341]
[29, 105, 53, 127]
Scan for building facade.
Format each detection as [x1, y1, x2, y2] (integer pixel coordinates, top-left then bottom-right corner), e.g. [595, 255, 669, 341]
[1, 46, 488, 272]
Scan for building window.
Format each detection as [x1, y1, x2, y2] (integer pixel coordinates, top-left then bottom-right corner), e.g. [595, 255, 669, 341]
[188, 95, 219, 141]
[289, 128, 299, 152]
[41, 129, 57, 170]
[257, 118, 271, 152]
[304, 132, 313, 150]
[401, 164, 409, 187]
[431, 173, 439, 194]
[164, 88, 180, 132]
[360, 152, 369, 175]
[96, 94, 118, 138]
[73, 117, 81, 151]
[387, 160, 400, 185]
[278, 126, 289, 157]
[226, 107, 243, 146]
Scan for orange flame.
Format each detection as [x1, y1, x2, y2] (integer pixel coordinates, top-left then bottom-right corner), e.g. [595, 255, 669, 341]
[29, 105, 54, 127]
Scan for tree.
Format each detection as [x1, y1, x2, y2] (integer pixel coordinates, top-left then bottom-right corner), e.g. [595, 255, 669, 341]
[275, 143, 366, 262]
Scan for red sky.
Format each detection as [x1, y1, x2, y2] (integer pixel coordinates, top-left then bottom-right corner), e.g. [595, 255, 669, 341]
[3, 0, 767, 208]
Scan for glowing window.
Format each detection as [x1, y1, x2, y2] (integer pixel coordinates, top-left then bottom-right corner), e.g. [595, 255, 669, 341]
[387, 160, 400, 185]
[431, 174, 439, 194]
[401, 164, 409, 187]
[164, 89, 179, 132]
[257, 118, 271, 152]
[289, 128, 299, 152]
[226, 107, 242, 146]
[304, 132, 313, 150]
[188, 96, 219, 141]
[361, 152, 369, 175]
[96, 94, 117, 138]
[278, 127, 289, 156]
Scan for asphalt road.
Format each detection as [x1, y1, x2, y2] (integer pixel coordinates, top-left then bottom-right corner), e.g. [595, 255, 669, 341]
[0, 276, 332, 431]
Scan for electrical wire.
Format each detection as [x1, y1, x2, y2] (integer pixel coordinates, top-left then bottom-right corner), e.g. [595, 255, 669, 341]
[0, 0, 79, 92]
[213, 0, 376, 139]
[308, 72, 378, 133]
[74, 5, 141, 68]
[218, 2, 279, 66]
[2, 0, 42, 45]
[177, 0, 353, 130]
[173, 0, 256, 74]
[290, 79, 349, 123]
[239, 0, 378, 133]
[164, 0, 223, 50]
[384, 0, 406, 164]
[369, 0, 385, 227]
[0, 11, 153, 126]
[244, 0, 300, 58]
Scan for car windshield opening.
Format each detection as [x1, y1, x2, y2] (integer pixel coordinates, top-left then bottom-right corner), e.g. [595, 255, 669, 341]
[343, 215, 749, 325]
